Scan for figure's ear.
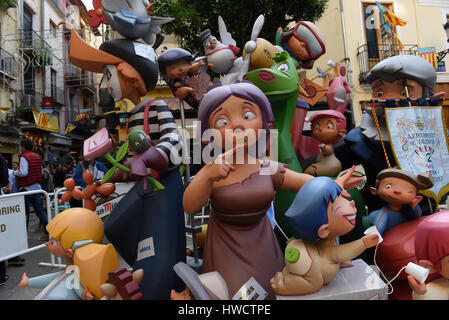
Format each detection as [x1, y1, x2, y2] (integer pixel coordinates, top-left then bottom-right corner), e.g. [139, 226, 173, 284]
[411, 195, 423, 208]
[317, 224, 330, 239]
[370, 187, 378, 195]
[117, 62, 146, 95]
[338, 130, 347, 137]
[418, 260, 437, 273]
[65, 248, 74, 259]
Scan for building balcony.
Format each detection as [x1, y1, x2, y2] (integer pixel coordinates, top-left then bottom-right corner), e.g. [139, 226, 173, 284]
[0, 47, 15, 78]
[65, 62, 81, 82]
[357, 43, 418, 84]
[51, 86, 65, 105]
[18, 90, 44, 109]
[18, 30, 53, 66]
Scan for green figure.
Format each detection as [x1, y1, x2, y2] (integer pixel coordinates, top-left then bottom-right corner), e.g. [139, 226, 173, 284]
[245, 51, 304, 242]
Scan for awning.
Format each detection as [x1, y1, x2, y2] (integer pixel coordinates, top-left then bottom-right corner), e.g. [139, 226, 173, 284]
[48, 132, 72, 146]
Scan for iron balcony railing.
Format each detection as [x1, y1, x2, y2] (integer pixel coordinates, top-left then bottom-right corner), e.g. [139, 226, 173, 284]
[0, 47, 15, 77]
[65, 62, 81, 80]
[18, 90, 44, 109]
[51, 86, 65, 105]
[19, 29, 52, 53]
[357, 43, 418, 84]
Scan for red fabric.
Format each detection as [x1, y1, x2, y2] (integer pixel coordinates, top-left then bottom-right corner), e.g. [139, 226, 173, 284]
[206, 45, 240, 56]
[18, 150, 42, 188]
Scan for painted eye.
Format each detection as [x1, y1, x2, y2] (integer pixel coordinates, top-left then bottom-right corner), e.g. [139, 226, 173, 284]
[277, 64, 289, 72]
[215, 119, 228, 128]
[385, 184, 392, 189]
[51, 240, 58, 246]
[313, 124, 320, 131]
[326, 122, 334, 129]
[376, 91, 384, 97]
[244, 111, 256, 120]
[401, 90, 407, 97]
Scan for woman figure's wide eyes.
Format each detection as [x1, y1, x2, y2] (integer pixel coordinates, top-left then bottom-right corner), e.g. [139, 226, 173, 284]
[326, 122, 334, 129]
[377, 91, 384, 97]
[51, 240, 58, 246]
[215, 119, 228, 128]
[313, 124, 320, 131]
[385, 184, 392, 189]
[244, 111, 256, 120]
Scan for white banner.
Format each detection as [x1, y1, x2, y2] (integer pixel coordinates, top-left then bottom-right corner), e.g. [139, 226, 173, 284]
[385, 106, 449, 203]
[0, 194, 27, 261]
[95, 182, 134, 219]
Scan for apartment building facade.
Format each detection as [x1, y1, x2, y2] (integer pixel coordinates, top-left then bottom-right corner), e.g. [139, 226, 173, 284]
[0, 0, 100, 165]
[310, 0, 449, 125]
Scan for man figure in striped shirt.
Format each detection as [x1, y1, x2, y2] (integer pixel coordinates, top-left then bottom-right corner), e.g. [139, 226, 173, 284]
[69, 28, 186, 299]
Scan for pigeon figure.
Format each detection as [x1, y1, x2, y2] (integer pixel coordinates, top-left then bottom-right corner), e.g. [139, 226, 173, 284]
[199, 16, 240, 74]
[102, 0, 173, 47]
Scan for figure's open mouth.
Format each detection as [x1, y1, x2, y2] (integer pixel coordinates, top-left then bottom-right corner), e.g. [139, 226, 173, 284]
[258, 71, 275, 83]
[344, 214, 356, 226]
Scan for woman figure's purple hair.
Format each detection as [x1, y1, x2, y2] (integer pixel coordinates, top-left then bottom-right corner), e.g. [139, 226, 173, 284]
[197, 80, 274, 138]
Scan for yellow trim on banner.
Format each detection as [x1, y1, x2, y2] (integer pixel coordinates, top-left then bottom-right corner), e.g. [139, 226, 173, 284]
[385, 106, 449, 204]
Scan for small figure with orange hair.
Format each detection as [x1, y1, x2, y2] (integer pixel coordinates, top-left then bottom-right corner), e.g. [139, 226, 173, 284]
[18, 208, 119, 300]
[304, 110, 347, 177]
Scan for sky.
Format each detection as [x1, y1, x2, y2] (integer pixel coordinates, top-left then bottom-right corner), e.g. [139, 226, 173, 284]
[81, 0, 94, 11]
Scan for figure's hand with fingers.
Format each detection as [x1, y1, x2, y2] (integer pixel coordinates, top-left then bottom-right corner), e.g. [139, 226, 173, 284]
[336, 165, 363, 190]
[407, 275, 427, 295]
[205, 147, 237, 182]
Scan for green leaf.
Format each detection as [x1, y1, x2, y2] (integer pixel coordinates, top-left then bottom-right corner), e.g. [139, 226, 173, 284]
[148, 177, 165, 191]
[116, 140, 129, 162]
[101, 167, 116, 184]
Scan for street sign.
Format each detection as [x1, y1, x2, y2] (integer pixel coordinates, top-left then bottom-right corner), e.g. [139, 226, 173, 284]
[0, 194, 27, 261]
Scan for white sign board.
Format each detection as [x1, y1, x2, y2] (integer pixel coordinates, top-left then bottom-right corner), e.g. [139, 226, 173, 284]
[95, 182, 134, 218]
[95, 194, 124, 218]
[385, 106, 449, 203]
[0, 194, 27, 261]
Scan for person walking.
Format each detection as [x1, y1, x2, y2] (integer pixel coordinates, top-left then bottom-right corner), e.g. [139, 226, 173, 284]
[13, 139, 49, 241]
[0, 154, 10, 285]
[53, 163, 67, 188]
[2, 160, 25, 267]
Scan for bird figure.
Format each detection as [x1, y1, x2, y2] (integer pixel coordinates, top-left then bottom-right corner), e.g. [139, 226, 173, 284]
[199, 16, 240, 74]
[102, 0, 173, 47]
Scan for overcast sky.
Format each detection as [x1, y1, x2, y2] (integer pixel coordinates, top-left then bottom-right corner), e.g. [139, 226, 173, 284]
[81, 0, 93, 11]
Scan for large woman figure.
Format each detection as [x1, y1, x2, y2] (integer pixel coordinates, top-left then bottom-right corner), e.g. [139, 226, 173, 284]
[183, 81, 361, 299]
[69, 28, 185, 299]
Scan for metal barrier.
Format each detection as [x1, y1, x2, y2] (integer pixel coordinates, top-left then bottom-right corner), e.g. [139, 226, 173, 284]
[0, 190, 52, 263]
[37, 187, 83, 268]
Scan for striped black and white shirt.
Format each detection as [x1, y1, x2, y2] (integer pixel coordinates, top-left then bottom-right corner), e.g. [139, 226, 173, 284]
[128, 98, 183, 167]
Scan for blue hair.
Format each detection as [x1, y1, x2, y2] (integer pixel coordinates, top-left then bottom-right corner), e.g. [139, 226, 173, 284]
[285, 177, 342, 239]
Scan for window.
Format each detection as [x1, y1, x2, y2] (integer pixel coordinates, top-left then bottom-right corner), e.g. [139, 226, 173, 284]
[51, 69, 57, 97]
[362, 2, 401, 70]
[50, 20, 57, 38]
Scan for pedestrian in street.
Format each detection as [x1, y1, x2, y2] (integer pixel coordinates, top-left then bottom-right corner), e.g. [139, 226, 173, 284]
[70, 156, 108, 208]
[0, 154, 10, 286]
[1, 159, 25, 268]
[14, 139, 49, 241]
[42, 161, 54, 193]
[53, 163, 67, 188]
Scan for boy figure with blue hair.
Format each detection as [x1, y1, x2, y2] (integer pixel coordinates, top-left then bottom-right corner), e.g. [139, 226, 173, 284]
[271, 177, 379, 296]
